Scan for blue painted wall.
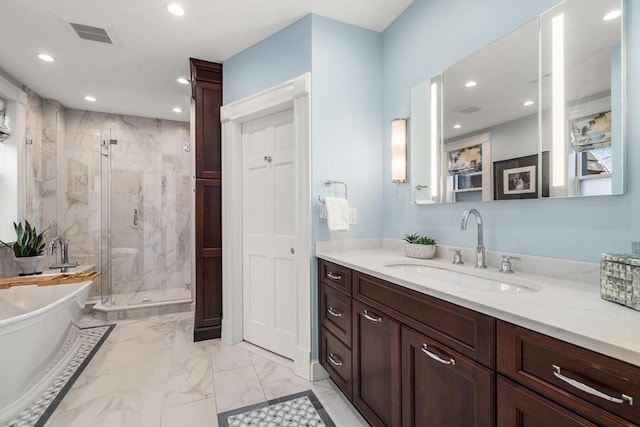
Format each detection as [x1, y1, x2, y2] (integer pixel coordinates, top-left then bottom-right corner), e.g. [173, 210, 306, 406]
[311, 15, 383, 242]
[223, 15, 312, 104]
[381, 0, 639, 263]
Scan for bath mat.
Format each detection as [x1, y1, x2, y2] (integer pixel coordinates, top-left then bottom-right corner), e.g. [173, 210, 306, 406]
[218, 390, 335, 427]
[3, 324, 115, 427]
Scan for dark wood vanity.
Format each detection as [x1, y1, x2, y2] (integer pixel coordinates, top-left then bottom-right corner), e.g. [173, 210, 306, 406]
[318, 258, 640, 426]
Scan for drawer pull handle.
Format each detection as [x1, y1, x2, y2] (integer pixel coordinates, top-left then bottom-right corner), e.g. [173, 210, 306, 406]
[421, 344, 456, 366]
[552, 365, 633, 406]
[327, 272, 342, 280]
[363, 310, 382, 323]
[328, 353, 343, 367]
[327, 307, 342, 317]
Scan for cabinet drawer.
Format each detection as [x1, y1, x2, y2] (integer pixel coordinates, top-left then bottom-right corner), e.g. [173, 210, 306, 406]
[319, 259, 352, 294]
[353, 271, 495, 367]
[497, 377, 601, 427]
[320, 327, 352, 399]
[320, 283, 352, 346]
[498, 321, 640, 425]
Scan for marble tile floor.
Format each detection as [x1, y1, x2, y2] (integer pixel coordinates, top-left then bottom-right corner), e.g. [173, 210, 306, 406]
[46, 313, 368, 427]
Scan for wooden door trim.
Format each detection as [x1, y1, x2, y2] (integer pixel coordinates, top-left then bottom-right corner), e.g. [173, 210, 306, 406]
[220, 73, 313, 380]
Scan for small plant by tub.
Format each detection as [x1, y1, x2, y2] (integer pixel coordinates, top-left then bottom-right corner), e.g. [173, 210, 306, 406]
[403, 233, 437, 259]
[0, 220, 48, 274]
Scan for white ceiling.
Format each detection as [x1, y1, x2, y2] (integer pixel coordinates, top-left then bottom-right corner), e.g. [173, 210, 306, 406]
[0, 0, 413, 122]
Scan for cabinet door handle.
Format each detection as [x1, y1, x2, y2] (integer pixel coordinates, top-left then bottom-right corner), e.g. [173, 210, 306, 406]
[421, 344, 456, 366]
[327, 307, 342, 318]
[327, 272, 342, 280]
[552, 365, 633, 406]
[328, 353, 343, 367]
[363, 309, 382, 323]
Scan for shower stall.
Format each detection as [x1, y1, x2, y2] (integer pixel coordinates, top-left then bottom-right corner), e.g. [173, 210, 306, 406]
[98, 122, 192, 307]
[24, 96, 192, 311]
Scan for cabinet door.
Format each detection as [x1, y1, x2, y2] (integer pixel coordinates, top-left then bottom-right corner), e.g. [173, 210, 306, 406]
[497, 377, 598, 427]
[194, 178, 222, 340]
[353, 300, 401, 427]
[401, 326, 494, 427]
[190, 59, 223, 179]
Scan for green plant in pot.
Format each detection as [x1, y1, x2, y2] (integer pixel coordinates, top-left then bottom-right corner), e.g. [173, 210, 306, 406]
[403, 233, 437, 259]
[0, 220, 48, 275]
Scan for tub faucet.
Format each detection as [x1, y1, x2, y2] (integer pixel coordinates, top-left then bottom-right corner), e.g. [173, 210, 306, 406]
[47, 237, 78, 273]
[460, 208, 487, 269]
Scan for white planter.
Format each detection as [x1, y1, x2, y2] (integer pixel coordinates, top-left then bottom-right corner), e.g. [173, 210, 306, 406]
[13, 255, 45, 275]
[404, 244, 436, 259]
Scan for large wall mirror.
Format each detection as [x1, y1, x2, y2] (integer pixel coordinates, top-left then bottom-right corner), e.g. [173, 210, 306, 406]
[410, 0, 625, 204]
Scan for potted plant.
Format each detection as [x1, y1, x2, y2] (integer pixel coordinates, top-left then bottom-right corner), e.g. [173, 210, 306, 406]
[0, 220, 48, 275]
[403, 233, 437, 259]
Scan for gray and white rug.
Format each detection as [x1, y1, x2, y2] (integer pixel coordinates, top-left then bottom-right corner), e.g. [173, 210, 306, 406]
[4, 324, 114, 427]
[218, 390, 335, 427]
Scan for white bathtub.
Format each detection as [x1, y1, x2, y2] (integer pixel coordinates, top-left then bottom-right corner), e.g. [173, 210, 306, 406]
[0, 281, 92, 423]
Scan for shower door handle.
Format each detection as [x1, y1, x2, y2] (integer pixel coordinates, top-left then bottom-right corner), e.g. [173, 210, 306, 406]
[133, 209, 138, 226]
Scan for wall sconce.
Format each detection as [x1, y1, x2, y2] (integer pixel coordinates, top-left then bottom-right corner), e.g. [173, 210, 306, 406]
[391, 118, 407, 183]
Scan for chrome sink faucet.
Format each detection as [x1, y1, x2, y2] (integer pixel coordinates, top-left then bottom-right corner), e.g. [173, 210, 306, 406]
[460, 208, 487, 269]
[47, 237, 78, 273]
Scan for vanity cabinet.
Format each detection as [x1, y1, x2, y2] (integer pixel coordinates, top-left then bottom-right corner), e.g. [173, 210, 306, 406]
[318, 258, 640, 426]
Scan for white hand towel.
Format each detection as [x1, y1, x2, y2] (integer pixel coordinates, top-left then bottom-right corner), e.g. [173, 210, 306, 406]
[324, 197, 350, 231]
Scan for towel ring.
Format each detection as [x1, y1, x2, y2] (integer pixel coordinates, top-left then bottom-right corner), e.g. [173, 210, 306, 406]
[318, 180, 348, 204]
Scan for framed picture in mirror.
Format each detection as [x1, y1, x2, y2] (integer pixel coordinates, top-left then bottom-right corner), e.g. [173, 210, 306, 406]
[494, 152, 549, 200]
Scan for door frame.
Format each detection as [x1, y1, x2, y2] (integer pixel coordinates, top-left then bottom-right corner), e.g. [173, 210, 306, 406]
[220, 73, 312, 379]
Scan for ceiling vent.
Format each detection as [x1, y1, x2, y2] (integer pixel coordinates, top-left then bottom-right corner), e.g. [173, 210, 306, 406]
[451, 105, 483, 114]
[69, 22, 113, 44]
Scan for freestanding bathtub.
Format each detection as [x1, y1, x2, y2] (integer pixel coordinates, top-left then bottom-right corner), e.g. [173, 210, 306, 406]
[0, 281, 92, 424]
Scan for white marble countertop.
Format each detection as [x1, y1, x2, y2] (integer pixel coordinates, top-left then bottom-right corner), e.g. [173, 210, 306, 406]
[316, 243, 640, 367]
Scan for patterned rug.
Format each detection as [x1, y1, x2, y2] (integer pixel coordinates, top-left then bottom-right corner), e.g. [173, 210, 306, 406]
[218, 390, 336, 427]
[3, 324, 115, 427]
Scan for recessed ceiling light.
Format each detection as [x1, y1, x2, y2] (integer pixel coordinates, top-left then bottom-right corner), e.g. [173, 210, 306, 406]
[603, 10, 621, 21]
[172, 107, 183, 113]
[464, 81, 477, 88]
[453, 124, 462, 129]
[166, 3, 185, 16]
[177, 77, 189, 85]
[37, 53, 55, 62]
[523, 100, 535, 107]
[84, 95, 96, 102]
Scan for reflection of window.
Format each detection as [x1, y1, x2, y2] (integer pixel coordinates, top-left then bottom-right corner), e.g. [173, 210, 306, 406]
[443, 133, 491, 202]
[0, 97, 12, 141]
[448, 144, 482, 174]
[580, 147, 612, 176]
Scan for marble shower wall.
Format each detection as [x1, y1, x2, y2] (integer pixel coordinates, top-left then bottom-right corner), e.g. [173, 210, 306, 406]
[24, 88, 62, 239]
[10, 90, 192, 297]
[63, 109, 192, 297]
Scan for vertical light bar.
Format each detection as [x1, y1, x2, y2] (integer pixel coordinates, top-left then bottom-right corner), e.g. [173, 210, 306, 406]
[430, 82, 439, 198]
[552, 13, 566, 187]
[391, 118, 407, 183]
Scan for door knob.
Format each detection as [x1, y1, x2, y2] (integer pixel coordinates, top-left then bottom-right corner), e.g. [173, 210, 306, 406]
[290, 247, 295, 254]
[264, 156, 272, 163]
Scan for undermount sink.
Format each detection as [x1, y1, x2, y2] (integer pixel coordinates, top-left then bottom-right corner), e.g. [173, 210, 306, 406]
[384, 262, 541, 294]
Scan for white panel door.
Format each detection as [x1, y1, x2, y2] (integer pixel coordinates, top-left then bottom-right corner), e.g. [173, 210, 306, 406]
[242, 108, 296, 359]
